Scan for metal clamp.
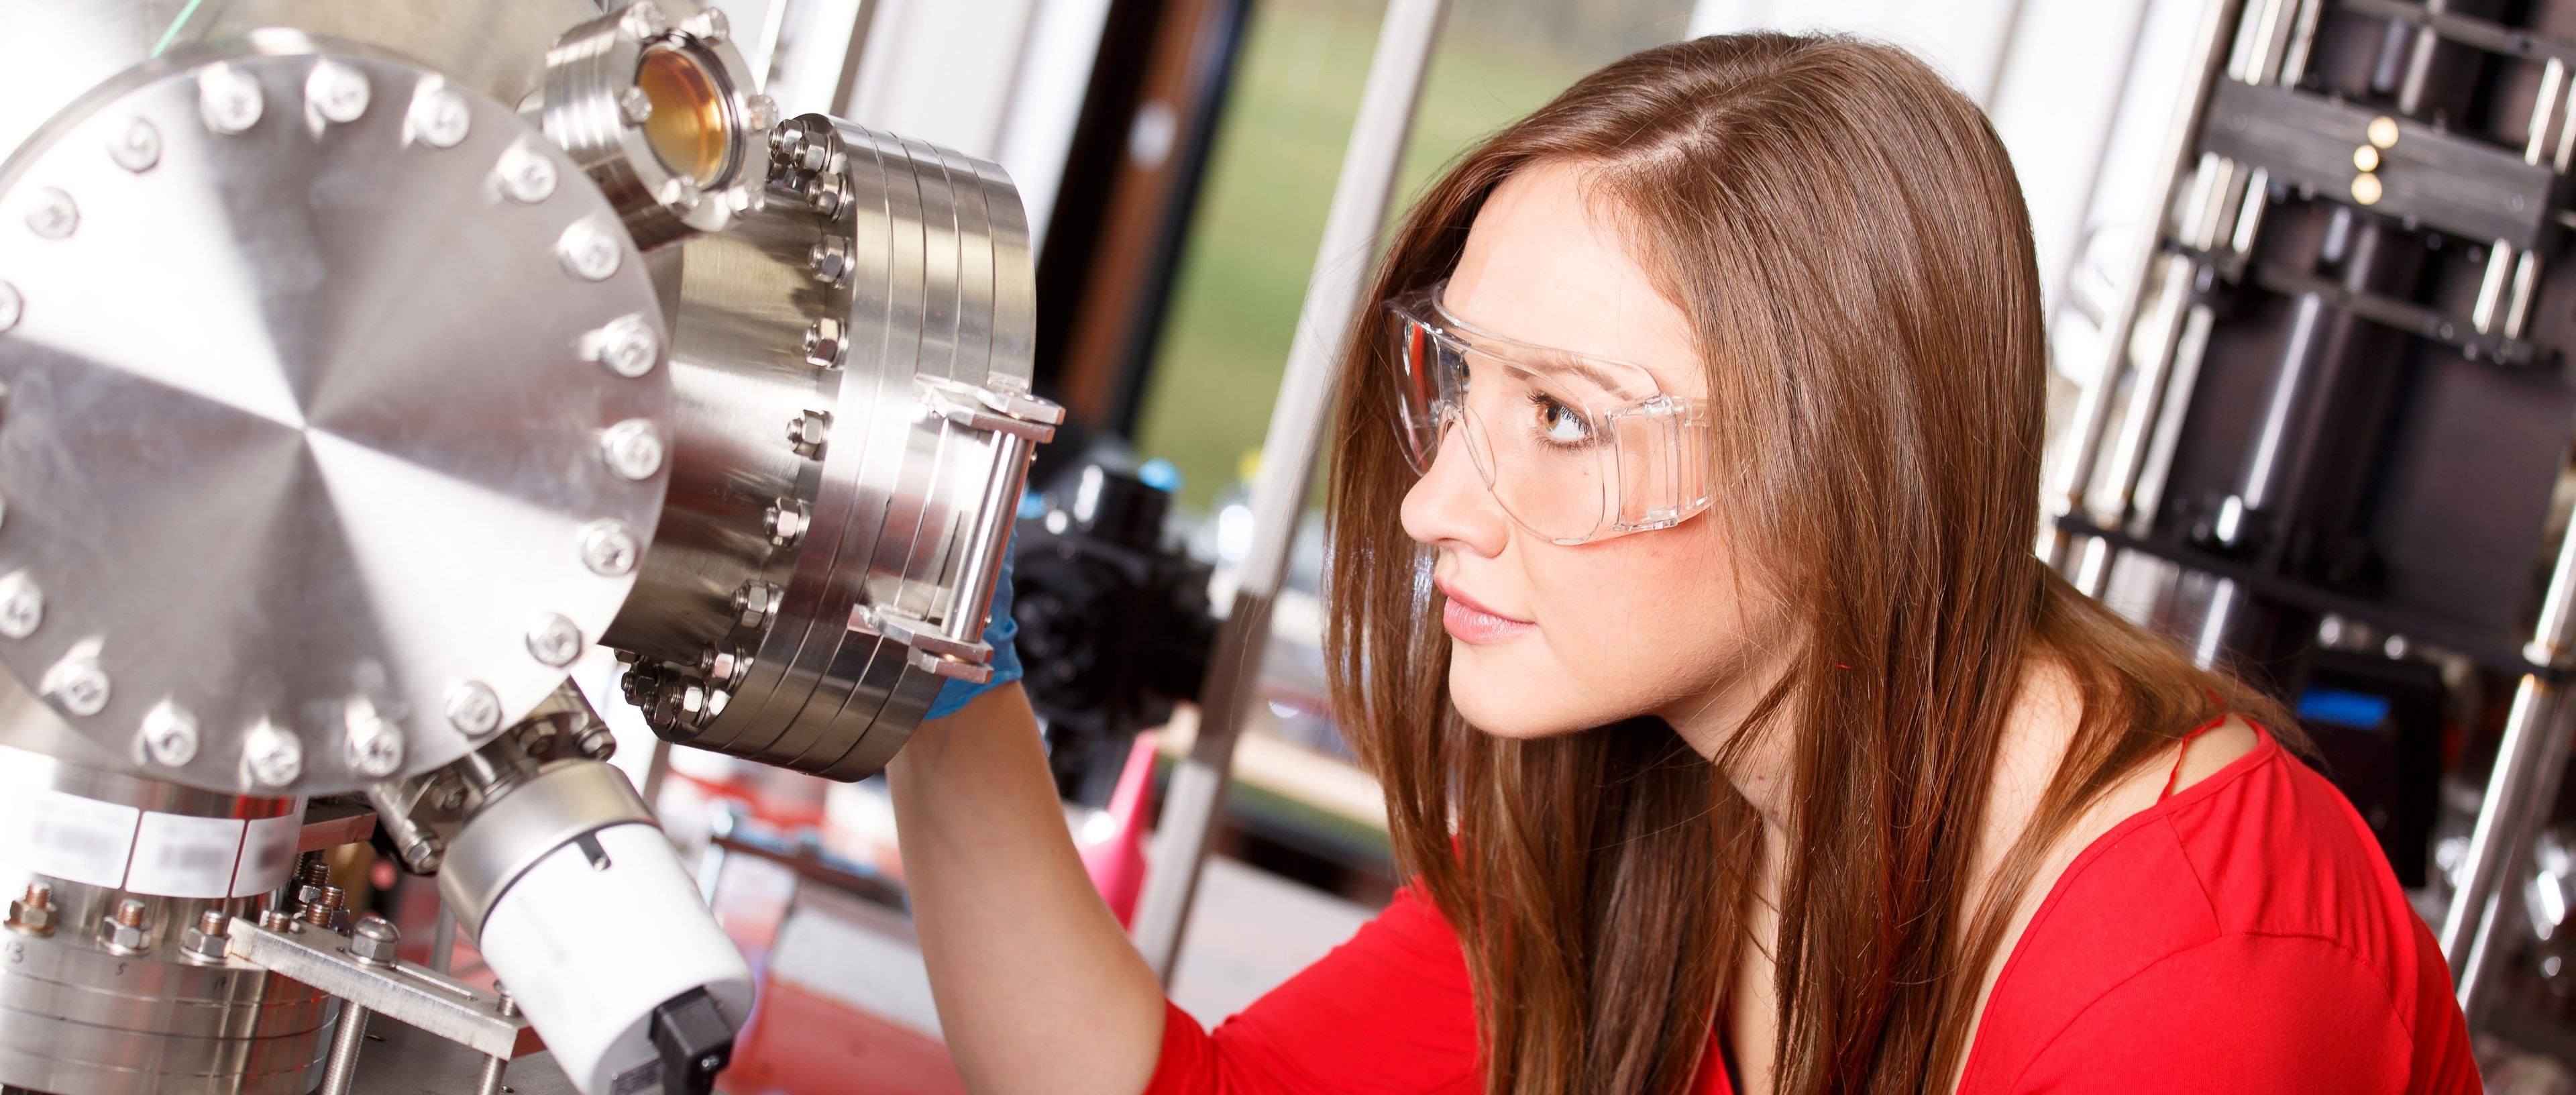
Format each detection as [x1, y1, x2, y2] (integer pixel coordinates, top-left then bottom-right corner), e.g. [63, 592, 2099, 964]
[917, 376, 1063, 444]
[435, 760, 654, 937]
[225, 917, 539, 1060]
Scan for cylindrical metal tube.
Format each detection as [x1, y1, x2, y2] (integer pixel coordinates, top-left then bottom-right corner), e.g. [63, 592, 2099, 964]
[317, 1002, 371, 1095]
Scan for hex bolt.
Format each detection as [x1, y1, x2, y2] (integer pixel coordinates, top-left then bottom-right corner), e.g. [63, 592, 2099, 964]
[343, 701, 405, 778]
[7, 882, 55, 937]
[619, 87, 655, 126]
[403, 837, 443, 873]
[684, 7, 730, 42]
[244, 721, 304, 787]
[180, 908, 230, 962]
[802, 170, 848, 220]
[305, 61, 371, 124]
[733, 581, 775, 629]
[0, 571, 44, 638]
[590, 313, 661, 378]
[803, 317, 846, 369]
[808, 237, 849, 283]
[0, 279, 20, 333]
[557, 218, 623, 282]
[258, 908, 293, 932]
[445, 680, 502, 736]
[656, 177, 701, 211]
[700, 645, 744, 685]
[498, 143, 559, 204]
[47, 656, 111, 717]
[621, 1, 670, 38]
[103, 898, 150, 954]
[24, 187, 77, 240]
[765, 499, 806, 547]
[745, 94, 779, 134]
[109, 118, 161, 172]
[303, 885, 344, 928]
[576, 723, 616, 760]
[788, 409, 830, 458]
[142, 700, 202, 767]
[600, 419, 666, 481]
[349, 914, 399, 964]
[300, 855, 332, 888]
[411, 87, 472, 148]
[580, 520, 642, 576]
[796, 140, 830, 174]
[527, 613, 584, 668]
[198, 64, 265, 134]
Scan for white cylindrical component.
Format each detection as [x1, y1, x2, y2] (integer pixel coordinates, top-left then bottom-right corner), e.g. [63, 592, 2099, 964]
[474, 823, 753, 1095]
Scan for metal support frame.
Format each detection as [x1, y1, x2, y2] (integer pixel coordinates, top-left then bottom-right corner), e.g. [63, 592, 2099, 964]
[1128, 0, 1450, 981]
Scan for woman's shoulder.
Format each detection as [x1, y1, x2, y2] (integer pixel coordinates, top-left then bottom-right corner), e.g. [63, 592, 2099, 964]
[1962, 723, 2473, 1092]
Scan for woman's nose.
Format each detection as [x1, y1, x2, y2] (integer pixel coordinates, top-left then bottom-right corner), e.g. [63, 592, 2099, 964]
[1400, 421, 1509, 558]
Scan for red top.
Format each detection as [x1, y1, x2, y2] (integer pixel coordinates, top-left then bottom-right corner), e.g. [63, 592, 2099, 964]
[1143, 725, 2478, 1094]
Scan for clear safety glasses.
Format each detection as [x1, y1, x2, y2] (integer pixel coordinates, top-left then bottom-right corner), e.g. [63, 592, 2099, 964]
[1385, 282, 1714, 545]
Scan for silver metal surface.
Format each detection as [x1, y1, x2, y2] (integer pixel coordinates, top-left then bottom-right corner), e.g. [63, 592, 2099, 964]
[537, 0, 776, 248]
[0, 40, 673, 796]
[225, 916, 539, 1060]
[343, 1015, 576, 1095]
[1130, 0, 1450, 980]
[433, 760, 654, 937]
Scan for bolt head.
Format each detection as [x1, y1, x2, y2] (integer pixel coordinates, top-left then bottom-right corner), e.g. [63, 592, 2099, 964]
[734, 581, 773, 628]
[142, 701, 201, 766]
[600, 418, 665, 480]
[349, 913, 400, 962]
[7, 890, 55, 935]
[0, 280, 20, 333]
[765, 501, 806, 545]
[591, 314, 661, 378]
[623, 1, 672, 38]
[343, 701, 405, 778]
[305, 61, 371, 124]
[788, 409, 830, 456]
[803, 318, 846, 369]
[746, 95, 779, 133]
[25, 188, 78, 240]
[559, 218, 624, 282]
[808, 240, 848, 282]
[656, 176, 702, 211]
[0, 572, 42, 639]
[527, 613, 584, 667]
[104, 918, 148, 953]
[109, 118, 161, 172]
[580, 520, 642, 576]
[244, 721, 304, 787]
[179, 915, 229, 961]
[198, 64, 265, 134]
[619, 86, 655, 126]
[46, 656, 111, 717]
[685, 7, 731, 43]
[445, 680, 502, 735]
[499, 144, 559, 204]
[411, 87, 472, 148]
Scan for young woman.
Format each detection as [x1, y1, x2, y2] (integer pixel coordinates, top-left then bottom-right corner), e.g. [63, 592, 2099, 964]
[889, 33, 2476, 1095]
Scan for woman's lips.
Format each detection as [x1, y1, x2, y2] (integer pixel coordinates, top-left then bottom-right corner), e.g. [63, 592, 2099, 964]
[1437, 580, 1534, 645]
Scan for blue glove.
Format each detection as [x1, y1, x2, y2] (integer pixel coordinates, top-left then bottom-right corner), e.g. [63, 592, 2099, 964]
[924, 544, 1022, 720]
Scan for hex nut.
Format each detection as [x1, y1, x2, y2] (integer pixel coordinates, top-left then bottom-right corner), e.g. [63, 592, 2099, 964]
[803, 317, 847, 369]
[350, 914, 400, 964]
[7, 896, 55, 936]
[765, 501, 806, 547]
[788, 409, 830, 458]
[179, 912, 230, 962]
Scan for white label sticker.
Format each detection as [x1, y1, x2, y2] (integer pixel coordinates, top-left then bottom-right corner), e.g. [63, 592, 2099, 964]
[127, 812, 246, 898]
[231, 813, 302, 898]
[22, 790, 140, 888]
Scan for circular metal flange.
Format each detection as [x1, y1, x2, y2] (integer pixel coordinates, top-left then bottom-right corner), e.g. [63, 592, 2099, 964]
[0, 44, 672, 795]
[538, 0, 775, 250]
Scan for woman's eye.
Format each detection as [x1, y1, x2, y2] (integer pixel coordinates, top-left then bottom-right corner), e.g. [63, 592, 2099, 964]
[1537, 397, 1589, 443]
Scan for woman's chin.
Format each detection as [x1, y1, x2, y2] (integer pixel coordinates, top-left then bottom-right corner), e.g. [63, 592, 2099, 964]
[1447, 656, 1597, 739]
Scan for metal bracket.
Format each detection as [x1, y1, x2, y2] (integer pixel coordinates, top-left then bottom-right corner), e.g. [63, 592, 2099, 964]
[2200, 80, 2561, 249]
[225, 917, 539, 1060]
[916, 376, 1064, 444]
[851, 605, 994, 682]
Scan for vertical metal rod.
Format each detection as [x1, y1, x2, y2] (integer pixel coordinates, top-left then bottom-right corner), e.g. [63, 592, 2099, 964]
[2041, 0, 2249, 568]
[429, 903, 457, 974]
[317, 1000, 370, 1095]
[1129, 0, 1451, 982]
[474, 1054, 508, 1095]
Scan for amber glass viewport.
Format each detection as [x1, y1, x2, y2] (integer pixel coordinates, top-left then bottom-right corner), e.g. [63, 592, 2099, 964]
[637, 46, 735, 187]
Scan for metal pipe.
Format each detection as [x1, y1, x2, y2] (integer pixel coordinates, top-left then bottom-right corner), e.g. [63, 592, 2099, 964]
[429, 903, 457, 974]
[1128, 0, 1450, 981]
[2041, 0, 2250, 568]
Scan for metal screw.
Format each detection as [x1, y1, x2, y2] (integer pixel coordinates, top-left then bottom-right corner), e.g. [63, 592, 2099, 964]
[590, 314, 661, 378]
[765, 499, 806, 547]
[303, 886, 343, 927]
[198, 64, 265, 134]
[109, 118, 161, 172]
[104, 898, 150, 954]
[0, 571, 44, 637]
[746, 94, 778, 133]
[0, 280, 19, 333]
[244, 721, 303, 787]
[580, 520, 641, 576]
[300, 855, 331, 888]
[344, 700, 405, 778]
[527, 613, 584, 668]
[349, 914, 399, 963]
[180, 908, 230, 962]
[802, 170, 848, 220]
[576, 723, 616, 760]
[25, 188, 77, 240]
[803, 317, 845, 368]
[733, 580, 774, 629]
[445, 680, 502, 735]
[558, 218, 623, 281]
[498, 143, 559, 203]
[788, 409, 830, 458]
[808, 237, 849, 283]
[796, 139, 829, 174]
[600, 419, 665, 480]
[48, 656, 111, 717]
[7, 883, 54, 936]
[258, 908, 293, 932]
[2367, 114, 2400, 149]
[726, 185, 759, 215]
[142, 701, 201, 766]
[305, 61, 371, 124]
[684, 7, 730, 42]
[656, 177, 701, 211]
[402, 838, 442, 872]
[494, 990, 519, 1017]
[619, 87, 655, 125]
[411, 87, 472, 148]
[621, 1, 670, 38]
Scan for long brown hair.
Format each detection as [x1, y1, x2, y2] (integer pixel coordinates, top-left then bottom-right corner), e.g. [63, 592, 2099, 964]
[1322, 34, 2290, 1095]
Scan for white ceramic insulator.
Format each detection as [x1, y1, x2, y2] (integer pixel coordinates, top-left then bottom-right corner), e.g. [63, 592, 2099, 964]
[474, 823, 754, 1095]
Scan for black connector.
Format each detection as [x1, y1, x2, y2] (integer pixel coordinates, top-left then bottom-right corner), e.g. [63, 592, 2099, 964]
[648, 987, 735, 1095]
